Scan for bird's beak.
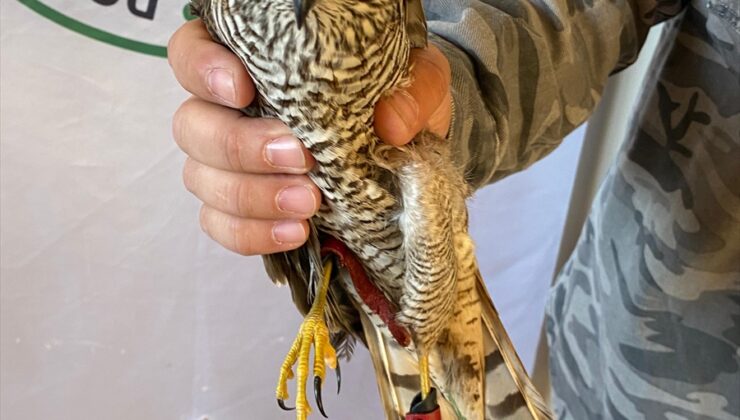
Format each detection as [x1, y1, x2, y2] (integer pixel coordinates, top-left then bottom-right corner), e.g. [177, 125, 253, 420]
[293, 0, 315, 29]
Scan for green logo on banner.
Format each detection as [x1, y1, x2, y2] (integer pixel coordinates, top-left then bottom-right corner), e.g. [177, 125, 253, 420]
[17, 0, 197, 58]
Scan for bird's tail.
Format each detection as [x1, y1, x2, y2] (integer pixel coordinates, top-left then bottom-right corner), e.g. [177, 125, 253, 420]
[359, 308, 459, 420]
[361, 272, 552, 420]
[475, 274, 552, 419]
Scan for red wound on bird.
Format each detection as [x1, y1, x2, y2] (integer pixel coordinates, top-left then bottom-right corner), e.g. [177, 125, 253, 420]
[320, 236, 412, 347]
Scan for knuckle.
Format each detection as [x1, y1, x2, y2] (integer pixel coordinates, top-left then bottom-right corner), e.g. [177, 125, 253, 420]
[232, 177, 255, 217]
[193, 48, 215, 81]
[417, 47, 451, 87]
[168, 25, 202, 87]
[172, 97, 199, 149]
[232, 221, 255, 256]
[166, 27, 184, 70]
[198, 205, 210, 234]
[222, 123, 247, 172]
[182, 158, 198, 193]
[431, 46, 451, 81]
[172, 103, 188, 148]
[307, 182, 322, 213]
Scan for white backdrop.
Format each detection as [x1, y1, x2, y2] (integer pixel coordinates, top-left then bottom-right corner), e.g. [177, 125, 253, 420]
[0, 1, 584, 419]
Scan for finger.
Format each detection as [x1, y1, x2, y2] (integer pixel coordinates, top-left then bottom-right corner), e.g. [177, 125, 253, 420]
[374, 45, 452, 146]
[199, 205, 309, 255]
[426, 87, 452, 140]
[173, 97, 315, 174]
[168, 19, 254, 108]
[183, 158, 320, 219]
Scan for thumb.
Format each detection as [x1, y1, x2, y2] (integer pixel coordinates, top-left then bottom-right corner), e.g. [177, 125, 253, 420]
[374, 45, 451, 146]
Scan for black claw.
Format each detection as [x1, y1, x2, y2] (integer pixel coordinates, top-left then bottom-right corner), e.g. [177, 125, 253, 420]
[314, 376, 328, 418]
[277, 399, 295, 411]
[335, 361, 341, 395]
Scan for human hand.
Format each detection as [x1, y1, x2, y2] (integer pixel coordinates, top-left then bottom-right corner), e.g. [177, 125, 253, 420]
[170, 20, 319, 256]
[375, 45, 452, 146]
[169, 20, 452, 255]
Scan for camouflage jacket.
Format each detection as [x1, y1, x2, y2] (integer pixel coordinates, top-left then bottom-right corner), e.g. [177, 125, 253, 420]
[425, 0, 740, 417]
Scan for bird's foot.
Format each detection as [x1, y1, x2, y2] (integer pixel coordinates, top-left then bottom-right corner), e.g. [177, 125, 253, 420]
[276, 260, 340, 420]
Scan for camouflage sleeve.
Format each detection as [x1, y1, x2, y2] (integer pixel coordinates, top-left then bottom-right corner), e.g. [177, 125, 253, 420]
[422, 0, 687, 188]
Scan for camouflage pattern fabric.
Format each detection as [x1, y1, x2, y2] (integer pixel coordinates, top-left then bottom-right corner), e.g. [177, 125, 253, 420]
[546, 3, 740, 419]
[423, 0, 740, 417]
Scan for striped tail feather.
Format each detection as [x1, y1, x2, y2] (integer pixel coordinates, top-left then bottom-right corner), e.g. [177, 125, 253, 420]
[359, 269, 553, 419]
[359, 308, 460, 420]
[476, 275, 553, 419]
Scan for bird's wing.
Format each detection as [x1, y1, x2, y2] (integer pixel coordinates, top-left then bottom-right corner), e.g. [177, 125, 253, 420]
[261, 222, 322, 315]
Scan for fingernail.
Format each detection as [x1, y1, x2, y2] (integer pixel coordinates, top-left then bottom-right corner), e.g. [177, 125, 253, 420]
[207, 68, 236, 106]
[265, 137, 306, 169]
[273, 221, 306, 244]
[277, 185, 316, 215]
[389, 90, 419, 131]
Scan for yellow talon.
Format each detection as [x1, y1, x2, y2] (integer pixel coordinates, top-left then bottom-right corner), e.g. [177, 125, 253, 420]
[276, 259, 338, 420]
